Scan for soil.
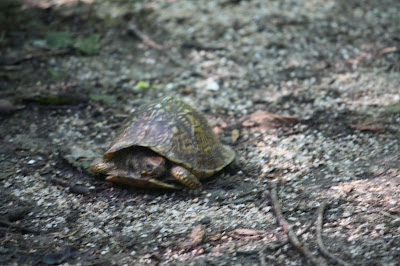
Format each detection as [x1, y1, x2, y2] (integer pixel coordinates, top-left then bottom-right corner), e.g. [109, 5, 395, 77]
[1, 0, 400, 265]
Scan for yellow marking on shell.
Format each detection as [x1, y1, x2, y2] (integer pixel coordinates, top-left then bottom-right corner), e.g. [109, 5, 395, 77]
[155, 103, 162, 108]
[172, 126, 179, 134]
[150, 109, 158, 118]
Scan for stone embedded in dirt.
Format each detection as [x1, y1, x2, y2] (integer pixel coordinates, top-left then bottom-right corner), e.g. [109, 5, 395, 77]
[0, 99, 23, 114]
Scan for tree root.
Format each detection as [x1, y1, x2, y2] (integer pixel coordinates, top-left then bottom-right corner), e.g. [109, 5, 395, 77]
[269, 182, 328, 265]
[0, 219, 39, 234]
[316, 202, 352, 266]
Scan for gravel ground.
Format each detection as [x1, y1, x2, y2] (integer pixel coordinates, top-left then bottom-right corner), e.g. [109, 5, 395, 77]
[1, 0, 400, 265]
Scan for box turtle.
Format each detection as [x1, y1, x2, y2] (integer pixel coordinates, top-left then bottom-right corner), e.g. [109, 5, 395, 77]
[89, 96, 235, 189]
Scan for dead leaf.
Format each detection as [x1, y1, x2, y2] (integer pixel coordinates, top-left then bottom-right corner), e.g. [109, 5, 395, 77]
[349, 124, 384, 133]
[242, 111, 297, 131]
[377, 46, 397, 56]
[341, 184, 354, 193]
[213, 120, 229, 135]
[178, 224, 205, 250]
[242, 120, 256, 127]
[346, 52, 371, 65]
[208, 233, 224, 241]
[230, 228, 265, 240]
[213, 126, 224, 135]
[217, 120, 228, 128]
[190, 224, 205, 246]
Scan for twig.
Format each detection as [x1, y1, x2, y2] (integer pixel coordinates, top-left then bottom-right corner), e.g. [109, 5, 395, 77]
[259, 248, 267, 266]
[221, 195, 256, 205]
[128, 23, 164, 50]
[181, 41, 226, 51]
[128, 22, 207, 77]
[21, 212, 63, 221]
[269, 183, 327, 266]
[246, 220, 314, 265]
[0, 220, 40, 234]
[266, 221, 314, 251]
[3, 48, 72, 65]
[316, 202, 352, 266]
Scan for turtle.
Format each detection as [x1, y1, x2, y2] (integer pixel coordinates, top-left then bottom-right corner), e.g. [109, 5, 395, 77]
[89, 96, 235, 189]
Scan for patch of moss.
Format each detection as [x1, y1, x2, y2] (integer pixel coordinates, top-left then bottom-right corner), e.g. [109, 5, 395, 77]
[136, 81, 151, 89]
[73, 34, 101, 55]
[385, 103, 400, 114]
[0, 0, 22, 30]
[48, 68, 64, 77]
[88, 94, 117, 105]
[45, 32, 74, 48]
[45, 32, 100, 55]
[35, 95, 85, 105]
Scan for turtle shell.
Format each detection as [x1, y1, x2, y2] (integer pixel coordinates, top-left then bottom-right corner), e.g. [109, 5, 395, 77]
[103, 96, 235, 178]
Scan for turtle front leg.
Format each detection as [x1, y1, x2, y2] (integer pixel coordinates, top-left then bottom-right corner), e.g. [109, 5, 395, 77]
[170, 165, 202, 189]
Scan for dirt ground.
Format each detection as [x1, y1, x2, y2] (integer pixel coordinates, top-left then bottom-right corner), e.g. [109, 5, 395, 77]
[1, 0, 400, 265]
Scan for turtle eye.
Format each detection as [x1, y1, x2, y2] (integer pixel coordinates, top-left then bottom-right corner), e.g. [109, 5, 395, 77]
[144, 163, 154, 173]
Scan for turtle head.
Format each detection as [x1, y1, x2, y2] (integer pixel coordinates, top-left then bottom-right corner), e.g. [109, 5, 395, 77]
[89, 158, 114, 174]
[139, 155, 166, 178]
